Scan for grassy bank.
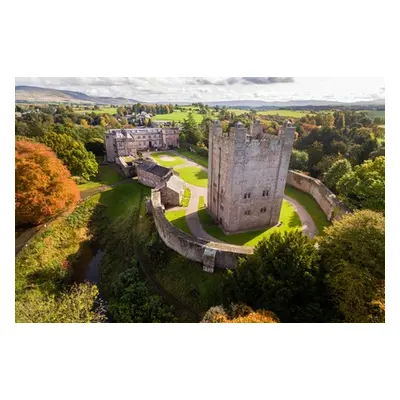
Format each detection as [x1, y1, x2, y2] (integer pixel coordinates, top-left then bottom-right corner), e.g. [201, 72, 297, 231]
[78, 164, 122, 191]
[165, 209, 191, 234]
[284, 185, 329, 234]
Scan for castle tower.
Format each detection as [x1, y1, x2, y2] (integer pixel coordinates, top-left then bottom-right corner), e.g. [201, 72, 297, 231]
[207, 119, 296, 234]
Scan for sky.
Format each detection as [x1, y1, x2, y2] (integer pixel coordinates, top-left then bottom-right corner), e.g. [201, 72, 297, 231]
[15, 77, 385, 103]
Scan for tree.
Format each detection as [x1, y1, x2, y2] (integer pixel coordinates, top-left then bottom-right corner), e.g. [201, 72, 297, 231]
[40, 132, 98, 180]
[181, 112, 202, 145]
[201, 304, 279, 323]
[223, 231, 326, 322]
[336, 156, 385, 212]
[289, 149, 308, 171]
[318, 210, 385, 322]
[307, 141, 325, 176]
[15, 140, 80, 225]
[324, 158, 352, 191]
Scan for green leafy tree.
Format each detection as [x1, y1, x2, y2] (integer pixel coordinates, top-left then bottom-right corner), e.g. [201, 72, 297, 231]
[223, 231, 326, 322]
[307, 141, 325, 176]
[40, 132, 98, 180]
[289, 149, 309, 171]
[324, 159, 353, 191]
[318, 210, 385, 322]
[336, 156, 385, 212]
[181, 112, 202, 145]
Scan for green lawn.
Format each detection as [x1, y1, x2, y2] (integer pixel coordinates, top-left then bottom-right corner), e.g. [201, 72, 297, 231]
[175, 148, 208, 168]
[154, 252, 225, 313]
[165, 209, 191, 234]
[99, 181, 150, 219]
[78, 164, 122, 191]
[151, 151, 186, 167]
[175, 166, 208, 187]
[284, 185, 329, 234]
[74, 107, 118, 115]
[152, 110, 204, 123]
[181, 187, 191, 207]
[197, 196, 302, 247]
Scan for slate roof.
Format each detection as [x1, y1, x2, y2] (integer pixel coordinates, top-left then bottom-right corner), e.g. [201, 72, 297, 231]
[137, 161, 171, 178]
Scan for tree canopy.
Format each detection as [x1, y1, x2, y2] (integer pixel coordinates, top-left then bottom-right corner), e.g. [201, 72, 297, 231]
[223, 231, 326, 322]
[318, 210, 385, 322]
[336, 156, 385, 212]
[15, 140, 80, 225]
[40, 132, 98, 180]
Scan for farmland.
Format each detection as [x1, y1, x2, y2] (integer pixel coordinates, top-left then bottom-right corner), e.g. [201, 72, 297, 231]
[74, 107, 118, 115]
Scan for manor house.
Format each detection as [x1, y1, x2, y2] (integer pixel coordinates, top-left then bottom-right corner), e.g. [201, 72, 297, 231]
[105, 127, 179, 162]
[207, 120, 295, 234]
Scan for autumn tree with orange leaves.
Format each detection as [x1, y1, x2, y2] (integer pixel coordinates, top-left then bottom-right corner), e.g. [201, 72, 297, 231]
[15, 140, 80, 225]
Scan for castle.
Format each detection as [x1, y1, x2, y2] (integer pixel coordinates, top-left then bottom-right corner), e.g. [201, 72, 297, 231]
[105, 127, 180, 162]
[207, 120, 295, 234]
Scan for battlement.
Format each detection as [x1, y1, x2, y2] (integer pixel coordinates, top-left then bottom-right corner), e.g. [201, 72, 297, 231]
[211, 119, 295, 145]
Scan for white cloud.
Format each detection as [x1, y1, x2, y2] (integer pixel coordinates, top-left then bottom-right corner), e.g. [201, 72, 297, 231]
[15, 77, 385, 103]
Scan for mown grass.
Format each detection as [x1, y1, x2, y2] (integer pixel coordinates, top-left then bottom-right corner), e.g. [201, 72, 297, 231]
[151, 151, 186, 167]
[165, 209, 191, 234]
[174, 148, 208, 168]
[175, 166, 208, 187]
[78, 164, 122, 191]
[181, 187, 191, 207]
[154, 253, 226, 314]
[197, 196, 302, 247]
[284, 185, 329, 234]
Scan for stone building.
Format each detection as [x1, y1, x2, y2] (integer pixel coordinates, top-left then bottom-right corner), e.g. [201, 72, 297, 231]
[136, 160, 172, 188]
[105, 127, 180, 162]
[207, 120, 295, 234]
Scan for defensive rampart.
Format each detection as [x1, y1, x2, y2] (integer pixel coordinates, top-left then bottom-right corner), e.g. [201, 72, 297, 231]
[150, 190, 253, 272]
[286, 170, 351, 221]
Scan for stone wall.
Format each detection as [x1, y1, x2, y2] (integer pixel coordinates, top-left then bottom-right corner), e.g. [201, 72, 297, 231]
[115, 157, 134, 177]
[286, 170, 350, 221]
[151, 190, 253, 271]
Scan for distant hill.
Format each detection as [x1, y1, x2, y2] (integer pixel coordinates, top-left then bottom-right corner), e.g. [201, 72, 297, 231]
[15, 85, 385, 108]
[204, 99, 385, 108]
[15, 86, 139, 105]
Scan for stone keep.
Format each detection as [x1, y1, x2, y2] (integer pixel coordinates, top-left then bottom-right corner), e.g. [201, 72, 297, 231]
[207, 120, 295, 234]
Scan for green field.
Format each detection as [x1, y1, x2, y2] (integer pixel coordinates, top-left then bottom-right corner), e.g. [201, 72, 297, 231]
[358, 110, 385, 119]
[74, 107, 118, 115]
[175, 166, 208, 187]
[197, 196, 302, 247]
[165, 209, 191, 234]
[151, 152, 186, 167]
[174, 148, 208, 168]
[78, 164, 123, 191]
[152, 110, 205, 123]
[284, 185, 329, 234]
[228, 108, 310, 118]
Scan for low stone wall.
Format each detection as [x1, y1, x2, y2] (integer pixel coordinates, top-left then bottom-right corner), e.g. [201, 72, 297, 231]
[286, 170, 350, 221]
[115, 156, 134, 177]
[151, 190, 253, 271]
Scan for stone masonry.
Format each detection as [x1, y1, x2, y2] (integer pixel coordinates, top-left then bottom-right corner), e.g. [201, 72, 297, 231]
[207, 120, 296, 234]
